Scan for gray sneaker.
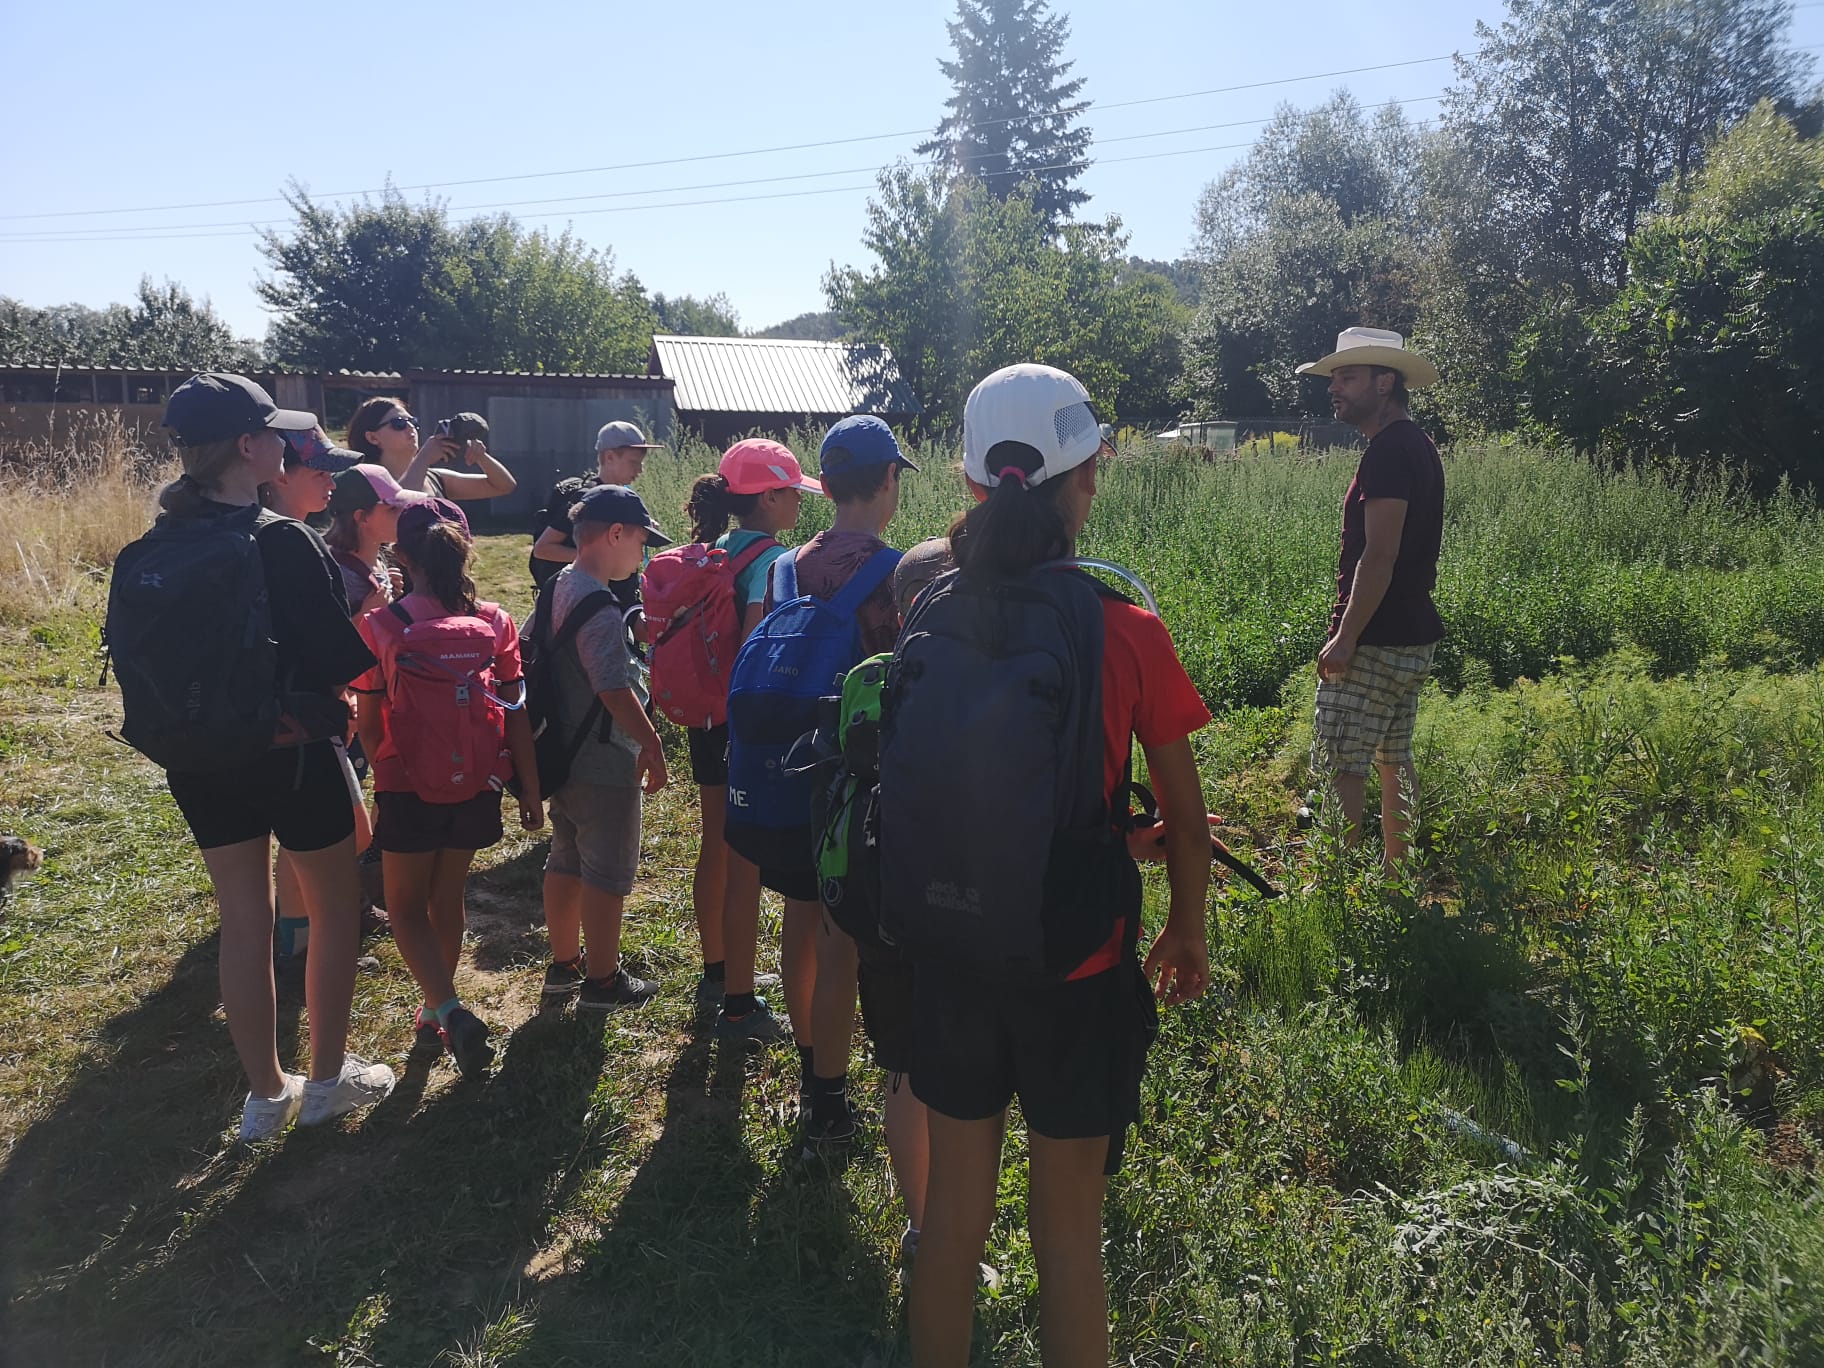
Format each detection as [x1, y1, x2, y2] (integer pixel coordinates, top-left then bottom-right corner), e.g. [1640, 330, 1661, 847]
[578, 968, 660, 1012]
[713, 996, 793, 1044]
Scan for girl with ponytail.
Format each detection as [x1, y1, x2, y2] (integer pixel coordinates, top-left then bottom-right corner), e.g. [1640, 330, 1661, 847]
[904, 366, 1216, 1364]
[677, 441, 820, 1021]
[353, 498, 544, 1079]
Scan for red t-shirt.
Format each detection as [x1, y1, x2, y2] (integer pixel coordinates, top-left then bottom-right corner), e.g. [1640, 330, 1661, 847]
[1068, 599, 1213, 980]
[354, 594, 523, 794]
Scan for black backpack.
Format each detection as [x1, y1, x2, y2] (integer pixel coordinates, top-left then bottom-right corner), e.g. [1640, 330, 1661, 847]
[511, 573, 616, 798]
[105, 505, 311, 773]
[876, 565, 1141, 983]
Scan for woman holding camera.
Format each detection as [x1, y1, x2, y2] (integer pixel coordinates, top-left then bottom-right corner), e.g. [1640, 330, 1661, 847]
[345, 396, 517, 503]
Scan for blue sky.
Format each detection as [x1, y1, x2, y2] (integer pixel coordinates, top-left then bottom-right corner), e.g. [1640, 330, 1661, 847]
[2, 1, 1819, 342]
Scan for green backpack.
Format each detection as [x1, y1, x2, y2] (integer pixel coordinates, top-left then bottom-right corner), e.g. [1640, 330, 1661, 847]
[812, 652, 891, 946]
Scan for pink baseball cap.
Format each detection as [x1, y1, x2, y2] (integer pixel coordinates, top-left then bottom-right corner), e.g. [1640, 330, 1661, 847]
[718, 438, 825, 497]
[327, 464, 433, 515]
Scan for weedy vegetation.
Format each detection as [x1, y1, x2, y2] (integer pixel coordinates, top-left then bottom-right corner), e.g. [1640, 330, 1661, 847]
[1, 422, 1820, 1365]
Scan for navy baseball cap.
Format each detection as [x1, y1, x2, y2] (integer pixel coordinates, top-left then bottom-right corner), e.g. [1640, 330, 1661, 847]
[164, 373, 316, 447]
[283, 425, 363, 474]
[819, 415, 919, 474]
[571, 483, 672, 545]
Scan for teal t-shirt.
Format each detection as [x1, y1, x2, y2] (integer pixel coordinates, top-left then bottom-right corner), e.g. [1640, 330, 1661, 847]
[717, 529, 788, 608]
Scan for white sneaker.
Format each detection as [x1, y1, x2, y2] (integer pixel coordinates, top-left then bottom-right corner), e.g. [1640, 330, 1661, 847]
[298, 1055, 397, 1126]
[239, 1073, 306, 1142]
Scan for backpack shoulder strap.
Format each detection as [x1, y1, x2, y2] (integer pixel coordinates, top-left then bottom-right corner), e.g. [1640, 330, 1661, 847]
[549, 589, 616, 656]
[771, 546, 799, 604]
[726, 535, 779, 579]
[827, 546, 903, 619]
[388, 601, 413, 626]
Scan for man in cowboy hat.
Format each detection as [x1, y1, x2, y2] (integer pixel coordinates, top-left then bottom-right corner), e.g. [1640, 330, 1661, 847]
[1296, 327, 1444, 874]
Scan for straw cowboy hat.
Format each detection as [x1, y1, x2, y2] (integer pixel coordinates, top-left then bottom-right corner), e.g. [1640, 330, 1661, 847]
[1296, 327, 1439, 388]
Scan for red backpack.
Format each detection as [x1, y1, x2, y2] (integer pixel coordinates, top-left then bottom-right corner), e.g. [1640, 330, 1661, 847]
[377, 602, 515, 802]
[644, 537, 777, 728]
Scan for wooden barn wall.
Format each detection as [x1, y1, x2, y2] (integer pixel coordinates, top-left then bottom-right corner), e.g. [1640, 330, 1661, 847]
[408, 381, 677, 521]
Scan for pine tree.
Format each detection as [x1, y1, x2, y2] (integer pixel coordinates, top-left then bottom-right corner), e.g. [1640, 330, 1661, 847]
[915, 0, 1093, 224]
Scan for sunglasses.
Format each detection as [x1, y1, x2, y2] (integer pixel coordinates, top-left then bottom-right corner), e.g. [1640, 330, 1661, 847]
[382, 415, 418, 432]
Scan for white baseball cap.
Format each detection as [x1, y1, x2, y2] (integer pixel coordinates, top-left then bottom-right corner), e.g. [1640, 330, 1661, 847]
[962, 364, 1104, 490]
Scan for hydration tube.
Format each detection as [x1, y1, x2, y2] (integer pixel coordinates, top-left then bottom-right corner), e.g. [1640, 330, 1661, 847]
[1035, 557, 1163, 616]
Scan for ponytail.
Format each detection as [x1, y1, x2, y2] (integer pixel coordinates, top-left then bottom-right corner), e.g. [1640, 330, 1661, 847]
[949, 474, 1075, 582]
[158, 436, 246, 516]
[685, 473, 761, 543]
[395, 519, 476, 615]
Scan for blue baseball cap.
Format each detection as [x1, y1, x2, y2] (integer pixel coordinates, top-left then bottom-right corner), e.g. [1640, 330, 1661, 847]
[819, 415, 919, 475]
[571, 483, 672, 545]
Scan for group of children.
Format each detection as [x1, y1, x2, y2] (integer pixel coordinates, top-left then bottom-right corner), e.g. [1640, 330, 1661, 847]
[116, 363, 1217, 1368]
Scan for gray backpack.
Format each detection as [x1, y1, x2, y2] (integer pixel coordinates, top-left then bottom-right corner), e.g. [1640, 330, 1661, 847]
[876, 565, 1141, 982]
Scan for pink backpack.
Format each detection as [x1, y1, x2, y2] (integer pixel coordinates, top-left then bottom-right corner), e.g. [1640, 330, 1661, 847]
[644, 537, 777, 728]
[378, 602, 514, 802]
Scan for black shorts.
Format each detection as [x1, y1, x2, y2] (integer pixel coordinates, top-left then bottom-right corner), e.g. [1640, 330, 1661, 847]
[167, 741, 356, 853]
[724, 818, 818, 900]
[910, 956, 1159, 1174]
[373, 789, 504, 855]
[687, 722, 730, 787]
[857, 943, 915, 1075]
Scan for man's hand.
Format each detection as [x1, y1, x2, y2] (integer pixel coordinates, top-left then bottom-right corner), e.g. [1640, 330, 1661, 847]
[1143, 918, 1210, 1005]
[1126, 812, 1224, 864]
[638, 743, 669, 794]
[1318, 632, 1356, 681]
[518, 796, 546, 832]
[463, 439, 488, 469]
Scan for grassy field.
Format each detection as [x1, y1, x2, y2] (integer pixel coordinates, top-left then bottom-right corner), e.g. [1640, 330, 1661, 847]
[1, 430, 1821, 1365]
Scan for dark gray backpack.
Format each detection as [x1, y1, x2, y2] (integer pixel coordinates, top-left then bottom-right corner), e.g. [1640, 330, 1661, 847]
[105, 505, 298, 773]
[876, 565, 1140, 982]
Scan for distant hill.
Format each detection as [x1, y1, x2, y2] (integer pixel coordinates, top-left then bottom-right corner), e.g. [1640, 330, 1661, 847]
[751, 310, 846, 341]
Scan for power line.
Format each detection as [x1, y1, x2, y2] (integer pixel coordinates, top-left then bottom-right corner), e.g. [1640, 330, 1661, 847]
[0, 97, 1451, 243]
[5, 26, 1815, 240]
[0, 54, 1460, 224]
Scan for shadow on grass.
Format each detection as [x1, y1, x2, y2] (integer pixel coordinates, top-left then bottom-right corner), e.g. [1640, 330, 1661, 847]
[0, 963, 614, 1367]
[506, 1038, 904, 1367]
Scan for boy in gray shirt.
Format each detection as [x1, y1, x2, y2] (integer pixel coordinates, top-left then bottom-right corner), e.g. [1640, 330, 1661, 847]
[541, 485, 671, 1011]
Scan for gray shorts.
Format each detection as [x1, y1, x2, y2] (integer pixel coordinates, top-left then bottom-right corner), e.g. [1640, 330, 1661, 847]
[545, 780, 642, 895]
[1313, 641, 1436, 778]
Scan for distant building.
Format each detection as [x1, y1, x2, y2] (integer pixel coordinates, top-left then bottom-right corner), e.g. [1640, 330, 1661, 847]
[648, 334, 921, 446]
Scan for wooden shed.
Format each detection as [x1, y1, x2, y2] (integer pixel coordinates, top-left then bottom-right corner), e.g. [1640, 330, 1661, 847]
[0, 365, 677, 525]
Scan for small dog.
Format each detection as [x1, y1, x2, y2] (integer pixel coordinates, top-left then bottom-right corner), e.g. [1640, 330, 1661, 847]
[1, 836, 44, 922]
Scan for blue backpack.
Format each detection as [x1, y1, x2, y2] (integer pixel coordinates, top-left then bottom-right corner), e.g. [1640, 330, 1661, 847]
[725, 545, 901, 868]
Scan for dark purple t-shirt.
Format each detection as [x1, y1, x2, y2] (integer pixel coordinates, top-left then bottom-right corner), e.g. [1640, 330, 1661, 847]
[1330, 419, 1445, 647]
[764, 529, 899, 656]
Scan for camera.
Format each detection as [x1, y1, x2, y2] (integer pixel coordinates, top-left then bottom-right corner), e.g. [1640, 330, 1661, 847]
[437, 411, 490, 446]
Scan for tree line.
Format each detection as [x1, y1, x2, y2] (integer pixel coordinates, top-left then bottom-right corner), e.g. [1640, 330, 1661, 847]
[3, 0, 1818, 479]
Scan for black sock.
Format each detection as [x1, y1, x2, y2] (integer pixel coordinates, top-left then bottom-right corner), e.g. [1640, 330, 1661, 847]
[724, 991, 758, 1017]
[702, 960, 726, 983]
[812, 1071, 850, 1125]
[798, 1045, 816, 1092]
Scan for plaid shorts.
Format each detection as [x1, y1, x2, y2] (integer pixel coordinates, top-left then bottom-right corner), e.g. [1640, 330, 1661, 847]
[1313, 642, 1437, 777]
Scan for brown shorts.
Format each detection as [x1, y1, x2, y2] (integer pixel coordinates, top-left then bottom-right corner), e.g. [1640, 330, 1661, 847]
[1313, 641, 1436, 777]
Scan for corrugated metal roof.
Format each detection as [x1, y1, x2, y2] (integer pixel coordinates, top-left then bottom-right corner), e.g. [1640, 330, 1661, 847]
[650, 335, 920, 417]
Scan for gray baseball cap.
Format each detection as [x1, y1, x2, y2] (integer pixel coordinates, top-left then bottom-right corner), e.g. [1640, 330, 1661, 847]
[596, 420, 663, 452]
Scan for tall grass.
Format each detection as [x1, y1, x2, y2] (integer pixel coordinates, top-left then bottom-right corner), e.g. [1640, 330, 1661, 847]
[0, 415, 168, 622]
[638, 433, 1824, 707]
